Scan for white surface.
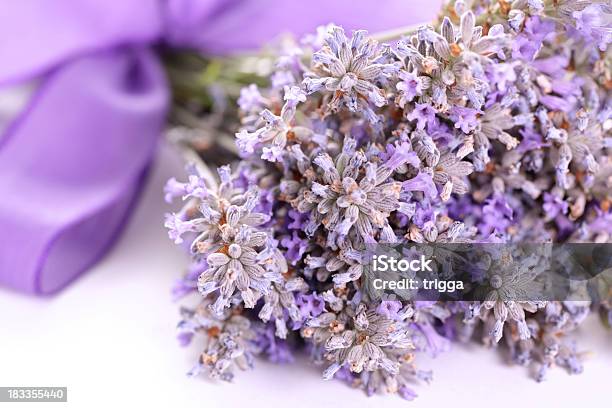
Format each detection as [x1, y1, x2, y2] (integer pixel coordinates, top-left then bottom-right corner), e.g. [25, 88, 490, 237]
[0, 142, 609, 408]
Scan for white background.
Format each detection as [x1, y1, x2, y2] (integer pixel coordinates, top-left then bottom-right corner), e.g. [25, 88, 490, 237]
[1, 143, 609, 408]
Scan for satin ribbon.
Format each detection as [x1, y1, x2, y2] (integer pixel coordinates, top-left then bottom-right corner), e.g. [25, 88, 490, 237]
[0, 0, 441, 294]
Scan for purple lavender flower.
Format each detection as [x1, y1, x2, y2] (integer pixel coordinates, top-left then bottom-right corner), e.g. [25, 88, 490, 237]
[406, 103, 436, 130]
[376, 300, 403, 319]
[449, 106, 481, 134]
[252, 323, 295, 363]
[167, 0, 612, 399]
[296, 292, 326, 319]
[280, 231, 309, 265]
[163, 165, 208, 203]
[403, 172, 438, 200]
[237, 84, 264, 112]
[570, 3, 612, 51]
[271, 70, 296, 89]
[512, 35, 540, 61]
[543, 192, 569, 221]
[287, 209, 310, 230]
[396, 70, 428, 107]
[164, 213, 198, 244]
[480, 180, 513, 225]
[540, 95, 574, 112]
[303, 26, 395, 123]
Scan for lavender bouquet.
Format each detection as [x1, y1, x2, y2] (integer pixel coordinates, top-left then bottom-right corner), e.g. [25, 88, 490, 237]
[164, 0, 611, 400]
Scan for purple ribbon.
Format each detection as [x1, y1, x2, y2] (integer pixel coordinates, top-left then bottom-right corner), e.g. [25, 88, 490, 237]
[0, 0, 441, 294]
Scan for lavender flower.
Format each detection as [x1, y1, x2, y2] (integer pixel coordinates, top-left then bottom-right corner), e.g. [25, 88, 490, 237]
[303, 26, 395, 122]
[165, 0, 612, 400]
[179, 305, 256, 382]
[237, 84, 265, 113]
[322, 303, 413, 376]
[396, 69, 429, 107]
[292, 137, 412, 245]
[236, 86, 310, 161]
